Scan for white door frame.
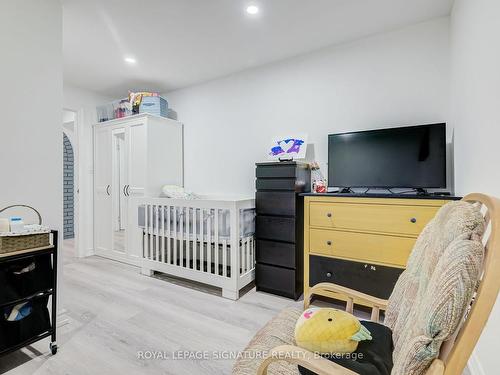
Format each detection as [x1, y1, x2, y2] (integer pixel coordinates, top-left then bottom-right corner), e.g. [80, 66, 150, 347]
[63, 107, 86, 258]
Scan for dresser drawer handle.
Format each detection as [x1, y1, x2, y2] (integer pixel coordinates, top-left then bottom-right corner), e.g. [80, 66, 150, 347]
[326, 240, 332, 246]
[410, 217, 417, 223]
[326, 272, 332, 278]
[326, 212, 332, 218]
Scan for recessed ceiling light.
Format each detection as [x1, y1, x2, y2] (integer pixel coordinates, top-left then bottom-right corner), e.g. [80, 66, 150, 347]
[246, 5, 259, 15]
[124, 57, 136, 64]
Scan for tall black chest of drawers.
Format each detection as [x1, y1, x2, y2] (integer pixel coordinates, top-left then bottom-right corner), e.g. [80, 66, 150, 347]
[255, 162, 311, 299]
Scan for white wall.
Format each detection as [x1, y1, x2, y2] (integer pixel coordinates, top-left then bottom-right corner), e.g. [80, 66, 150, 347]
[167, 18, 450, 196]
[0, 1, 62, 231]
[0, 0, 62, 310]
[64, 84, 113, 256]
[450, 1, 500, 374]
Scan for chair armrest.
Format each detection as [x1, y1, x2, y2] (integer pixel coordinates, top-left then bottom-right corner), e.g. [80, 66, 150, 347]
[424, 359, 445, 375]
[305, 282, 389, 322]
[257, 345, 358, 375]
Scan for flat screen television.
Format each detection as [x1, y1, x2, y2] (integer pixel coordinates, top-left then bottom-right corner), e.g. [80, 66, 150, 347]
[328, 123, 446, 189]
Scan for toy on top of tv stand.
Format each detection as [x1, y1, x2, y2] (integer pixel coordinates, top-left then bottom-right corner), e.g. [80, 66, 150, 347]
[310, 162, 327, 193]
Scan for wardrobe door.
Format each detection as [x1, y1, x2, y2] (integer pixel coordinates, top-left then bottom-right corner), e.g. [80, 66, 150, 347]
[111, 127, 128, 256]
[125, 121, 147, 261]
[94, 127, 112, 254]
[127, 121, 147, 198]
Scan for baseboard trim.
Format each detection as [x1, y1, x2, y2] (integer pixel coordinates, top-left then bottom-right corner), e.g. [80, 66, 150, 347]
[81, 247, 95, 258]
[57, 308, 70, 328]
[467, 351, 486, 375]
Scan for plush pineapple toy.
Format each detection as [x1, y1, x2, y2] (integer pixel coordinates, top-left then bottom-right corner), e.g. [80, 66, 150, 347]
[295, 308, 372, 354]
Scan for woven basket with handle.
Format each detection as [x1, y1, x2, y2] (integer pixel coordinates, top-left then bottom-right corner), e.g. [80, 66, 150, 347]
[0, 205, 51, 254]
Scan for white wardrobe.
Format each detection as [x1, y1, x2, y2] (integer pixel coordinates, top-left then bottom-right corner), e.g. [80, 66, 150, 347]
[93, 114, 183, 265]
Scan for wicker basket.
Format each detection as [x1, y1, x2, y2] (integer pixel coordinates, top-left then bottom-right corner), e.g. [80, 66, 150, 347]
[0, 205, 51, 254]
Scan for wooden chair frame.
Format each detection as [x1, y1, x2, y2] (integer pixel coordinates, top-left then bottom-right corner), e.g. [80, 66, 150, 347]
[257, 193, 500, 375]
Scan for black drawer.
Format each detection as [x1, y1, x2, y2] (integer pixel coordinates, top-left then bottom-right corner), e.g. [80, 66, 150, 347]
[0, 296, 51, 350]
[256, 263, 298, 299]
[256, 164, 297, 178]
[256, 178, 299, 191]
[256, 216, 296, 243]
[0, 324, 5, 351]
[256, 191, 296, 216]
[309, 255, 403, 300]
[0, 254, 53, 305]
[256, 240, 296, 269]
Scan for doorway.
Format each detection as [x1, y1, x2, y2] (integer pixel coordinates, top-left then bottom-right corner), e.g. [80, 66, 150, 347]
[62, 109, 78, 256]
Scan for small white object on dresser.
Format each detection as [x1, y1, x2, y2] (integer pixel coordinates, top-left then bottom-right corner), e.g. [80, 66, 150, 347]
[93, 114, 184, 265]
[9, 217, 25, 233]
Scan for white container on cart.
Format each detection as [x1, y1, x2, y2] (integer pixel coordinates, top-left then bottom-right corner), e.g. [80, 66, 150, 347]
[9, 217, 25, 233]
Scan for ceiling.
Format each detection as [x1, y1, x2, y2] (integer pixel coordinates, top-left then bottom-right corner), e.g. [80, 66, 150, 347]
[63, 0, 454, 97]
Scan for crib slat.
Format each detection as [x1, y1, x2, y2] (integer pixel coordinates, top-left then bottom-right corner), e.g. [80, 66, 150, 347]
[144, 204, 148, 259]
[192, 208, 197, 270]
[200, 209, 204, 272]
[186, 207, 190, 269]
[222, 239, 227, 277]
[240, 237, 244, 275]
[215, 209, 219, 275]
[155, 206, 159, 261]
[246, 238, 251, 273]
[149, 205, 154, 260]
[180, 208, 184, 267]
[248, 238, 252, 271]
[207, 211, 212, 274]
[173, 206, 178, 266]
[252, 238, 256, 269]
[167, 206, 171, 265]
[160, 205, 165, 263]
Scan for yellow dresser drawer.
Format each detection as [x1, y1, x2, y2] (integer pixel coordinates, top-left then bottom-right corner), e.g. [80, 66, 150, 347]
[309, 228, 415, 267]
[309, 202, 440, 236]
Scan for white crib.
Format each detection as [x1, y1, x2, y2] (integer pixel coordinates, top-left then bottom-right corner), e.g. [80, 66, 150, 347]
[138, 197, 256, 300]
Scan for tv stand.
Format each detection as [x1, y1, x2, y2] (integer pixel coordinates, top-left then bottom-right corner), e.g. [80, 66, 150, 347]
[302, 194, 454, 306]
[335, 187, 433, 196]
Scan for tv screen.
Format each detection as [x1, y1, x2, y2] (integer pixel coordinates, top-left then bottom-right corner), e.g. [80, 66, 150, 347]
[328, 123, 446, 189]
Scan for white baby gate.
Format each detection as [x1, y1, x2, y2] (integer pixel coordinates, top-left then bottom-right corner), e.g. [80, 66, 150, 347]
[138, 197, 256, 300]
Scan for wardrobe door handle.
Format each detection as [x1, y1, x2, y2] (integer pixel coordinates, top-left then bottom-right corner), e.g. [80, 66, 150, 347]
[106, 185, 111, 196]
[126, 185, 131, 196]
[410, 217, 417, 223]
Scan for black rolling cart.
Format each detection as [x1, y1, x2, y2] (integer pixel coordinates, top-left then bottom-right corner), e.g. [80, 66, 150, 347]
[0, 230, 58, 357]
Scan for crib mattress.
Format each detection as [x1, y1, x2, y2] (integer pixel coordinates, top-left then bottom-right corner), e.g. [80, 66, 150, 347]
[138, 206, 255, 239]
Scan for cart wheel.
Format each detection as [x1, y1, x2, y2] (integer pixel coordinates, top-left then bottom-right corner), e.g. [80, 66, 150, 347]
[50, 342, 58, 355]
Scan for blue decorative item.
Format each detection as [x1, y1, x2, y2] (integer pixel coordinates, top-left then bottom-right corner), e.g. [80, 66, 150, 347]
[4, 302, 32, 321]
[268, 134, 308, 160]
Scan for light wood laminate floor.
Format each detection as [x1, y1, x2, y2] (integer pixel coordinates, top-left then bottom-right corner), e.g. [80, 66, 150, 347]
[0, 240, 297, 375]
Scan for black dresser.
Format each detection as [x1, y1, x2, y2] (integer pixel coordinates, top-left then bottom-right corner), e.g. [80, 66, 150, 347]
[255, 162, 311, 299]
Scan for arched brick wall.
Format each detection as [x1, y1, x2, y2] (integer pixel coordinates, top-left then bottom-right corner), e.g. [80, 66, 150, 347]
[63, 133, 74, 239]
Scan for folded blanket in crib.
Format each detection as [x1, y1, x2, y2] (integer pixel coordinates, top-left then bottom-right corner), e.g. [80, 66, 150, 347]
[161, 185, 199, 200]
